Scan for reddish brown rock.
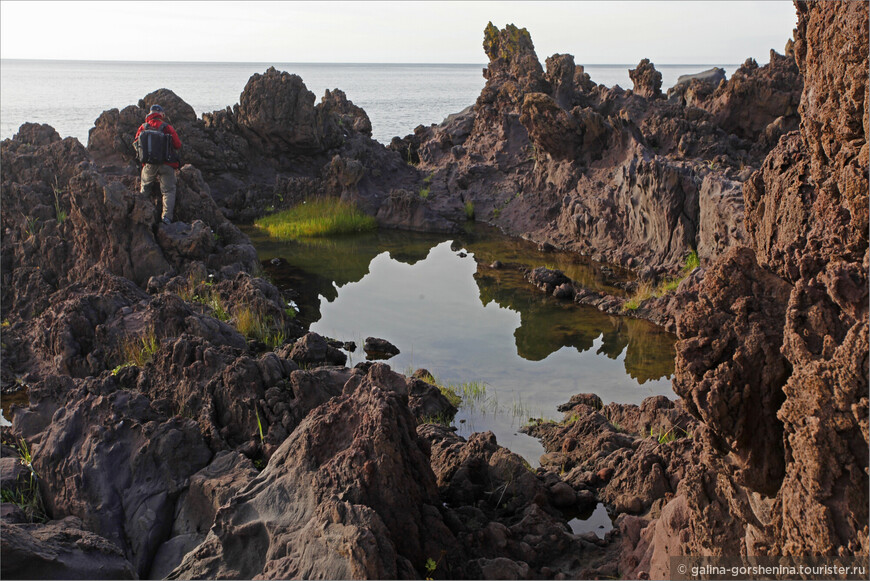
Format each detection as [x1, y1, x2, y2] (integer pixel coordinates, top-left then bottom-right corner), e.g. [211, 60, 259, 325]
[524, 395, 698, 518]
[629, 59, 663, 99]
[674, 247, 792, 494]
[699, 51, 802, 143]
[660, 0, 869, 568]
[396, 22, 802, 278]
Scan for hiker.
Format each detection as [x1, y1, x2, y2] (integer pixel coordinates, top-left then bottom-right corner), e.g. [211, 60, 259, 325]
[134, 104, 182, 224]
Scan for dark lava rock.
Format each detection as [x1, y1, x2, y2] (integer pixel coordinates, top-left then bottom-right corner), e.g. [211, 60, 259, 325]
[364, 336, 400, 360]
[1, 517, 136, 580]
[167, 375, 462, 579]
[287, 332, 348, 367]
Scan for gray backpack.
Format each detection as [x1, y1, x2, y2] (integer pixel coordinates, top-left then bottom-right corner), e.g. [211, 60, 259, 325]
[136, 122, 170, 164]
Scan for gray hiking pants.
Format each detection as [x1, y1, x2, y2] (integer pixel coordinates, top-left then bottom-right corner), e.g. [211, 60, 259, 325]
[141, 163, 177, 221]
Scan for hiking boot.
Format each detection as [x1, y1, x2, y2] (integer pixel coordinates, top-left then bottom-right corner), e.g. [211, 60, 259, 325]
[162, 217, 172, 225]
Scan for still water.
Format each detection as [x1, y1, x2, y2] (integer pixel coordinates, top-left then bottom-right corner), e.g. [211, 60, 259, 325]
[247, 225, 676, 465]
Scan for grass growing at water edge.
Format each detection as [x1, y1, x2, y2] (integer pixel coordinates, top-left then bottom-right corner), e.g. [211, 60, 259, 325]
[0, 438, 47, 523]
[419, 372, 488, 410]
[623, 249, 700, 311]
[255, 198, 377, 240]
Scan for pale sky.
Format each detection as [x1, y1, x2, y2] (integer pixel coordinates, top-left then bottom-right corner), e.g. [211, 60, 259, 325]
[1, 1, 797, 64]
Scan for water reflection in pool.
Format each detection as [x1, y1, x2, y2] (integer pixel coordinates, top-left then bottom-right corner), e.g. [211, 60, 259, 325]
[247, 225, 676, 465]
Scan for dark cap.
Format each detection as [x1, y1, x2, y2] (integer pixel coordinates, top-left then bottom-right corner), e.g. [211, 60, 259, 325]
[150, 104, 164, 115]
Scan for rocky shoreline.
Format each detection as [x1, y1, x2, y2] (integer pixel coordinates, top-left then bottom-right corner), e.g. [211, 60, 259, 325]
[2, 1, 867, 579]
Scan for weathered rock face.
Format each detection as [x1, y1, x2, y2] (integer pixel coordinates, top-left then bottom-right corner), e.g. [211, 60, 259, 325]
[396, 23, 801, 275]
[674, 247, 792, 495]
[482, 22, 547, 94]
[524, 394, 698, 519]
[768, 0, 868, 556]
[1, 133, 258, 296]
[11, 377, 212, 577]
[235, 67, 343, 155]
[703, 52, 802, 144]
[320, 88, 373, 137]
[2, 115, 312, 579]
[168, 368, 460, 580]
[655, 0, 869, 570]
[1, 516, 137, 580]
[629, 59, 663, 99]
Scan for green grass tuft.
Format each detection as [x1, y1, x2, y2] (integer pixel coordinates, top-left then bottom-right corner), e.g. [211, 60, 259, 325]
[1, 438, 47, 523]
[438, 384, 462, 408]
[464, 201, 475, 220]
[419, 413, 455, 426]
[649, 425, 692, 444]
[234, 305, 286, 349]
[623, 249, 700, 312]
[120, 328, 160, 368]
[255, 198, 376, 240]
[682, 249, 700, 274]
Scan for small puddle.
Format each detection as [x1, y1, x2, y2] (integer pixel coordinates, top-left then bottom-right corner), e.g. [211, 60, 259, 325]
[245, 224, 677, 465]
[568, 503, 614, 538]
[1, 389, 29, 427]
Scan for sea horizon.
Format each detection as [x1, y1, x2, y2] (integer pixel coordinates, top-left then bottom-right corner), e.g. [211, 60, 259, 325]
[0, 57, 740, 67]
[0, 59, 743, 144]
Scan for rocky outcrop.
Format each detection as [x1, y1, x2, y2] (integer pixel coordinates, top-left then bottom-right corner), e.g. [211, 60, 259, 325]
[674, 247, 792, 495]
[12, 377, 212, 577]
[79, 19, 797, 286]
[627, 1, 869, 574]
[1, 516, 136, 580]
[363, 336, 400, 360]
[3, 5, 862, 579]
[393, 22, 801, 275]
[86, 72, 428, 228]
[629, 59, 663, 99]
[168, 368, 461, 579]
[524, 394, 698, 519]
[235, 67, 344, 155]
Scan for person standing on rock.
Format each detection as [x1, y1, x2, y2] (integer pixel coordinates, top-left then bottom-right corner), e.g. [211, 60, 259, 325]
[134, 104, 182, 224]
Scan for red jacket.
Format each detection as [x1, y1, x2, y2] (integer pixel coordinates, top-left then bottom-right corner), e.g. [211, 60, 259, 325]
[134, 112, 182, 169]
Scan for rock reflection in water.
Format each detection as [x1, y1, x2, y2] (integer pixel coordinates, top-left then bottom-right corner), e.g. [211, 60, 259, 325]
[473, 266, 673, 383]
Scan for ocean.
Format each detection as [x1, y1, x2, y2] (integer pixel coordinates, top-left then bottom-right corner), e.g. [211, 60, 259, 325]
[0, 60, 739, 146]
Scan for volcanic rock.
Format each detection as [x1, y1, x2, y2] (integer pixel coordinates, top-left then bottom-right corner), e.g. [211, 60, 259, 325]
[396, 22, 801, 275]
[629, 59, 663, 99]
[288, 332, 348, 366]
[364, 336, 401, 360]
[167, 376, 461, 579]
[1, 517, 136, 580]
[634, 2, 870, 573]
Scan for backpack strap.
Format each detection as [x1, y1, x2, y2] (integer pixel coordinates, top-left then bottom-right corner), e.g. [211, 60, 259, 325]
[158, 122, 168, 133]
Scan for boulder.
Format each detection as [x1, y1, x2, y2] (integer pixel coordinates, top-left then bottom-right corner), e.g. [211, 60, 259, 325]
[12, 381, 212, 577]
[363, 336, 400, 360]
[1, 517, 136, 580]
[288, 332, 348, 367]
[149, 451, 259, 579]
